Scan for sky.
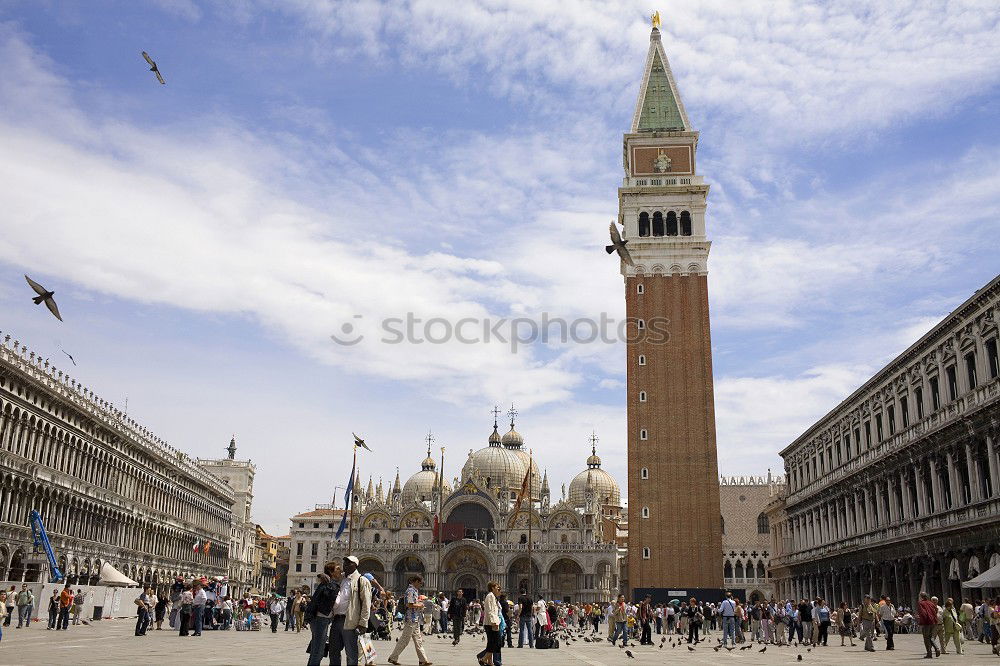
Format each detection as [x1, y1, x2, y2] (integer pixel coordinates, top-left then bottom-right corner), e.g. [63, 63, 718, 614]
[1, 0, 999, 536]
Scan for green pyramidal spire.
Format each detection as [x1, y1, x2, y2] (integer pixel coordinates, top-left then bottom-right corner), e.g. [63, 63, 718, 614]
[631, 27, 689, 133]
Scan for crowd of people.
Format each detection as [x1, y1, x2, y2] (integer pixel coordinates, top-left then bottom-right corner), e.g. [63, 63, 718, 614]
[3, 563, 999, 664]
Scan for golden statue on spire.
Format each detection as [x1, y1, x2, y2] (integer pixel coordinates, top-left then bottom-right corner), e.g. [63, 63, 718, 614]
[651, 10, 662, 29]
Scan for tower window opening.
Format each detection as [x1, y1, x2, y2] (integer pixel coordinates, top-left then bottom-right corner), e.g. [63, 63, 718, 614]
[638, 355, 646, 366]
[639, 391, 647, 402]
[642, 547, 650, 559]
[680, 211, 692, 236]
[638, 212, 650, 237]
[640, 429, 648, 440]
[666, 211, 678, 236]
[652, 211, 664, 236]
[637, 319, 645, 330]
[641, 507, 650, 519]
[637, 283, 644, 294]
[640, 467, 649, 479]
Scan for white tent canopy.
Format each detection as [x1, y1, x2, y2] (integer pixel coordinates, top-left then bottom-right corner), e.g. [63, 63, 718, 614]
[99, 562, 139, 587]
[962, 562, 1000, 589]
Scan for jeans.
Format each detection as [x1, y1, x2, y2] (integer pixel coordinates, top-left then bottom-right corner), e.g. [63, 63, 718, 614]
[179, 609, 190, 636]
[192, 606, 204, 634]
[58, 607, 70, 630]
[269, 612, 279, 632]
[169, 606, 179, 629]
[47, 606, 57, 629]
[440, 614, 448, 633]
[4, 606, 13, 626]
[721, 616, 736, 646]
[861, 619, 875, 651]
[688, 622, 700, 643]
[452, 616, 465, 642]
[17, 605, 32, 628]
[335, 624, 360, 666]
[285, 609, 295, 631]
[818, 620, 830, 645]
[518, 616, 533, 647]
[883, 619, 894, 649]
[640, 619, 652, 644]
[135, 608, 149, 635]
[307, 615, 332, 666]
[610, 620, 626, 644]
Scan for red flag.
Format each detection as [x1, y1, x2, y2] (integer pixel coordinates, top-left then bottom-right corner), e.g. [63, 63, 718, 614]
[511, 467, 531, 518]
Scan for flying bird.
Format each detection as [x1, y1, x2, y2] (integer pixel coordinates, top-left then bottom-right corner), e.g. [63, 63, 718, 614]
[24, 275, 62, 321]
[60, 349, 76, 366]
[606, 222, 635, 267]
[352, 433, 372, 451]
[141, 51, 165, 84]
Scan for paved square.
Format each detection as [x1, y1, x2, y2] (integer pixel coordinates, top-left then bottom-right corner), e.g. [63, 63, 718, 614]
[1, 621, 998, 666]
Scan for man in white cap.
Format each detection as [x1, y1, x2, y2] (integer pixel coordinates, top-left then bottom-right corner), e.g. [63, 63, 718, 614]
[332, 556, 372, 666]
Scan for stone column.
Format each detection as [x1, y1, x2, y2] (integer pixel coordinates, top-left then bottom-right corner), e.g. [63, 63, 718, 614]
[928, 458, 941, 513]
[946, 450, 960, 507]
[901, 471, 913, 520]
[988, 435, 1000, 499]
[966, 440, 982, 502]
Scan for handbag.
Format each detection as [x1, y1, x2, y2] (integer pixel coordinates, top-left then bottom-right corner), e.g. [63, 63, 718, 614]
[359, 633, 378, 665]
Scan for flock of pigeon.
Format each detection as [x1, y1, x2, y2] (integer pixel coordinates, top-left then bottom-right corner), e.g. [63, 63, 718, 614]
[420, 623, 817, 662]
[16, 52, 168, 363]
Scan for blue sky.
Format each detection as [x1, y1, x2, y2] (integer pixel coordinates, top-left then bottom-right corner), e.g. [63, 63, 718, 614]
[1, 1, 999, 534]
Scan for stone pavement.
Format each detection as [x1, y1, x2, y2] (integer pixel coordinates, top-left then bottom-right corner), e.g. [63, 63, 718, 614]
[0, 621, 998, 665]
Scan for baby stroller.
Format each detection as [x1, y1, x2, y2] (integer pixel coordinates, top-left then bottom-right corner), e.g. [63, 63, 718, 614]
[371, 607, 392, 640]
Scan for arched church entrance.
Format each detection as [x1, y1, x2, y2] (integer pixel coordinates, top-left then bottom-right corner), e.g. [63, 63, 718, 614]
[507, 556, 540, 598]
[393, 555, 425, 595]
[442, 546, 489, 599]
[548, 558, 583, 603]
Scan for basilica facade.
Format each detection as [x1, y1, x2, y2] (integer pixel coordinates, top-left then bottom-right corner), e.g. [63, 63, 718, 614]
[318, 416, 624, 602]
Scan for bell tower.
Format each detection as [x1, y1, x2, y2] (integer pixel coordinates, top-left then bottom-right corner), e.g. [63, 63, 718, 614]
[620, 18, 723, 595]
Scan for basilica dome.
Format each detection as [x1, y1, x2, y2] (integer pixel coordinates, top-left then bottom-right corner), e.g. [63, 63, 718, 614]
[501, 423, 541, 497]
[462, 423, 528, 493]
[402, 448, 450, 504]
[568, 445, 621, 508]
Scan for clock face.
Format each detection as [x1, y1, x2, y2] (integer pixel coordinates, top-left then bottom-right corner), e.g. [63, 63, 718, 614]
[631, 145, 692, 176]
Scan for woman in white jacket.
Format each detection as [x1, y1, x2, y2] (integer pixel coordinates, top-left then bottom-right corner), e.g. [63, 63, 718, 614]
[477, 582, 502, 666]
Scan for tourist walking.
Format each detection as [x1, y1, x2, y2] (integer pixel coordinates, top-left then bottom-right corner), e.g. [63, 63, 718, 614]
[178, 584, 193, 637]
[837, 602, 855, 646]
[476, 582, 502, 666]
[449, 589, 467, 645]
[46, 589, 59, 629]
[879, 596, 896, 650]
[499, 592, 512, 648]
[816, 599, 831, 646]
[192, 581, 207, 636]
[516, 588, 533, 648]
[859, 595, 877, 652]
[609, 594, 628, 645]
[154, 594, 168, 630]
[4, 586, 14, 628]
[267, 594, 283, 633]
[942, 598, 963, 655]
[134, 586, 152, 636]
[638, 595, 653, 645]
[719, 592, 737, 647]
[333, 556, 373, 666]
[72, 589, 85, 626]
[305, 567, 339, 666]
[15, 584, 33, 629]
[0, 591, 7, 641]
[918, 592, 941, 658]
[387, 574, 430, 666]
[684, 597, 702, 644]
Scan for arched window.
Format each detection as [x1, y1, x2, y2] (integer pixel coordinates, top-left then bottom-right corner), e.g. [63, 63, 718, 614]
[757, 512, 769, 534]
[724, 561, 733, 579]
[640, 467, 649, 479]
[735, 561, 744, 579]
[638, 355, 646, 366]
[520, 533, 527, 544]
[642, 547, 650, 559]
[411, 533, 419, 544]
[720, 515, 725, 534]
[757, 561, 766, 580]
[638, 212, 650, 237]
[373, 533, 381, 544]
[637, 319, 645, 330]
[641, 507, 650, 518]
[680, 211, 692, 236]
[666, 211, 678, 236]
[639, 391, 647, 402]
[652, 212, 664, 236]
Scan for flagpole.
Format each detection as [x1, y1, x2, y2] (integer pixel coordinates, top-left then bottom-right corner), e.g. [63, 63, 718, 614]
[528, 448, 533, 601]
[437, 445, 444, 594]
[348, 443, 358, 552]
